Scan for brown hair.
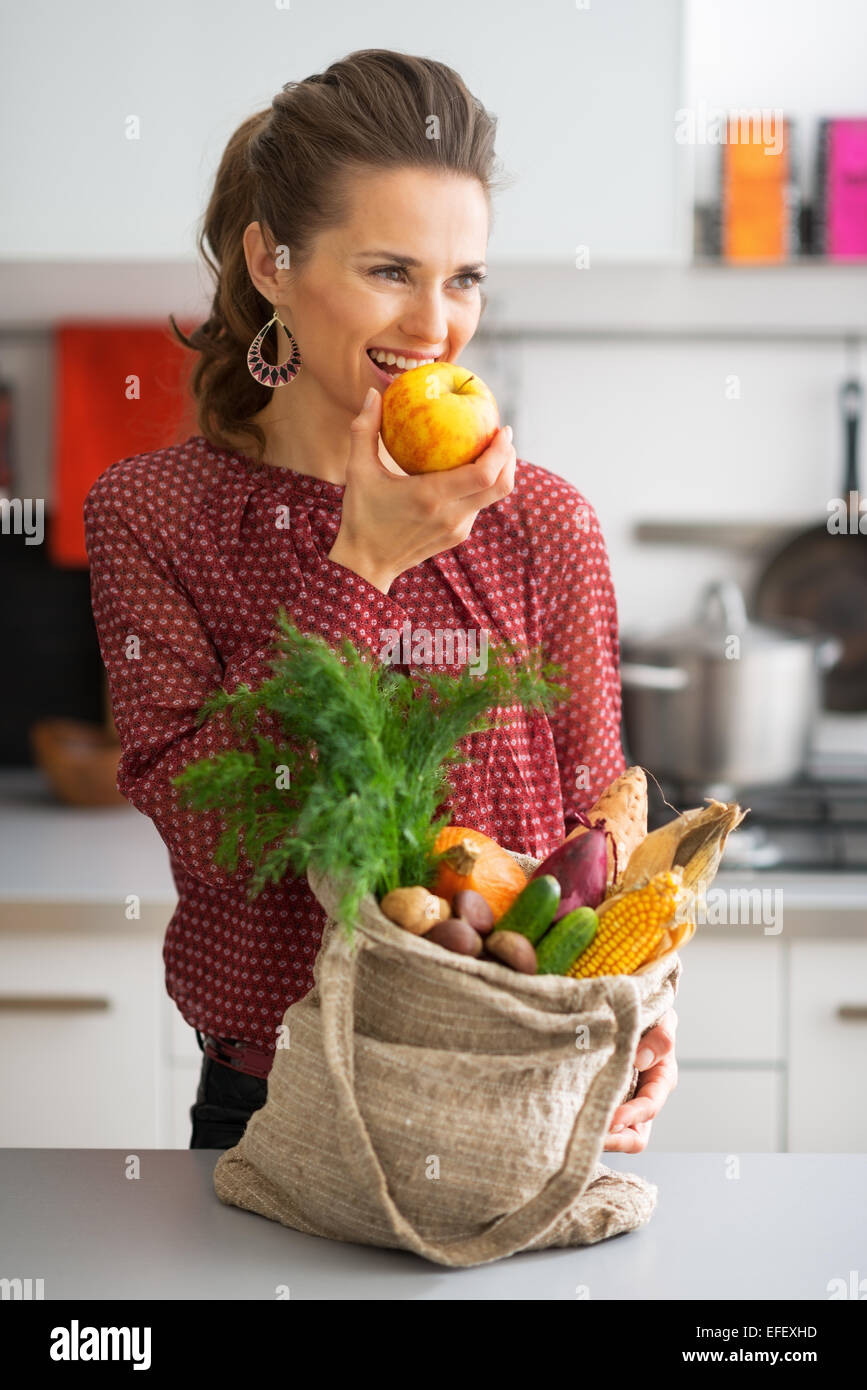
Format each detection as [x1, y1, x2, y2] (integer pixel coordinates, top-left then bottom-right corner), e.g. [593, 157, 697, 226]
[169, 48, 510, 464]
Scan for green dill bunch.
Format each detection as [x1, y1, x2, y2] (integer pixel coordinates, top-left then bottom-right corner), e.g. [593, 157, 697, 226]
[172, 609, 571, 941]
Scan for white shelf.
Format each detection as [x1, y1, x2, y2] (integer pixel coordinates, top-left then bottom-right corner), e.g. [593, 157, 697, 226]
[479, 263, 867, 340]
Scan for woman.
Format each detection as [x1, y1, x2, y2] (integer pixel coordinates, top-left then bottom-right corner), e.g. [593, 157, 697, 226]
[84, 49, 676, 1152]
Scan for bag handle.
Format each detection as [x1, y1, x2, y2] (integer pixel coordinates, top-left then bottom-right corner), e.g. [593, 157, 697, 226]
[318, 926, 645, 1267]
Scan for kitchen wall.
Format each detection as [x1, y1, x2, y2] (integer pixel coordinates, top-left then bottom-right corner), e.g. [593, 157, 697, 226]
[3, 1, 866, 667]
[0, 0, 684, 263]
[497, 331, 867, 637]
[686, 0, 867, 199]
[1, 0, 866, 761]
[2, 309, 865, 641]
[2, 0, 867, 1155]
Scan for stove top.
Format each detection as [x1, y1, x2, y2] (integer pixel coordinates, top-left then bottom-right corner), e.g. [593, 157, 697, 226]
[648, 775, 867, 871]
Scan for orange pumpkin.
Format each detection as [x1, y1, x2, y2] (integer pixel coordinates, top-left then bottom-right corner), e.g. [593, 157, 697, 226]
[432, 826, 527, 922]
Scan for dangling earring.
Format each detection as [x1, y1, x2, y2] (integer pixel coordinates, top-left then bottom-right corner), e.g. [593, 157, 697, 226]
[247, 308, 302, 387]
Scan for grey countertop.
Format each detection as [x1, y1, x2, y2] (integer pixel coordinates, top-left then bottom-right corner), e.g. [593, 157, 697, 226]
[0, 768, 177, 907]
[2, 1149, 863, 1299]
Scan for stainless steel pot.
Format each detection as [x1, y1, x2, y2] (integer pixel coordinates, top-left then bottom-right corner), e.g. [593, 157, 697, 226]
[619, 579, 842, 794]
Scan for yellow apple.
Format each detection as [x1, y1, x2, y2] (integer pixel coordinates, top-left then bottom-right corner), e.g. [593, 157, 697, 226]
[380, 362, 500, 474]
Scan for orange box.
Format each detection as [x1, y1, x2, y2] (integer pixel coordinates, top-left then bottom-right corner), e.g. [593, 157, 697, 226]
[722, 116, 791, 263]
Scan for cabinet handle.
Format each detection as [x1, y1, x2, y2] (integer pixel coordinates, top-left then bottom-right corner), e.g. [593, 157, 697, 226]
[837, 1004, 867, 1022]
[0, 995, 110, 1011]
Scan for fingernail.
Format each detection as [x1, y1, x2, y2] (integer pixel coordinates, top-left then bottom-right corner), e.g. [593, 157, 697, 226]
[635, 1048, 653, 1070]
[363, 387, 377, 409]
[504, 425, 513, 443]
[611, 1124, 625, 1133]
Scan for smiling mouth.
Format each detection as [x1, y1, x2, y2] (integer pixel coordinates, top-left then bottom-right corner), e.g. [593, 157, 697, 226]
[366, 348, 444, 378]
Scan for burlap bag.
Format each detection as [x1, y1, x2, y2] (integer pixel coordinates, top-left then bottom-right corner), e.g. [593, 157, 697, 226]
[213, 850, 681, 1268]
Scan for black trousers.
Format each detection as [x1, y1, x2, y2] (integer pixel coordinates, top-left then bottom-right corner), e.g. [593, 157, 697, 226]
[188, 1030, 269, 1150]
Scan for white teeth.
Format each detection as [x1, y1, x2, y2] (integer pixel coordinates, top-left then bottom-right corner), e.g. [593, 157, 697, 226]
[369, 349, 435, 371]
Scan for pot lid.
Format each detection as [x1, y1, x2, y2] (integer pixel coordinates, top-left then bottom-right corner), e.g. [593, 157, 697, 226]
[625, 578, 838, 658]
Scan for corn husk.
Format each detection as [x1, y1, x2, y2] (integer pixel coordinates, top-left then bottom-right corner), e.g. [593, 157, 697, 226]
[620, 798, 749, 897]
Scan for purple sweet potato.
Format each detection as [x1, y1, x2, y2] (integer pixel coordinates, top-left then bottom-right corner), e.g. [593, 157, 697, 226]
[530, 828, 608, 918]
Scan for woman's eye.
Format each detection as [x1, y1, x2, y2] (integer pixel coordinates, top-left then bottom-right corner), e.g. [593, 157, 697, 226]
[372, 266, 406, 283]
[370, 267, 486, 290]
[455, 271, 486, 290]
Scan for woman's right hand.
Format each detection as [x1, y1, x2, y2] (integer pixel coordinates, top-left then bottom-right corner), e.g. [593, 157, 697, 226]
[328, 386, 517, 593]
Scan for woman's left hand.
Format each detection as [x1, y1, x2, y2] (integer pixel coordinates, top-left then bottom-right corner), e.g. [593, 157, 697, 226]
[602, 1008, 678, 1153]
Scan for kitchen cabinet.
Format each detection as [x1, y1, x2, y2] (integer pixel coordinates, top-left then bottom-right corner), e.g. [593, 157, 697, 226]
[649, 935, 867, 1153]
[0, 909, 208, 1149]
[648, 938, 785, 1150]
[0, 773, 199, 1147]
[0, 914, 207, 1150]
[0, 918, 166, 1148]
[788, 942, 867, 1152]
[664, 939, 785, 1061]
[628, 1068, 782, 1151]
[165, 989, 206, 1149]
[3, 911, 867, 1151]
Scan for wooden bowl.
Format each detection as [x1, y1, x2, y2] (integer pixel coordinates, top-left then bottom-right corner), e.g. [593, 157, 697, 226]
[29, 719, 127, 807]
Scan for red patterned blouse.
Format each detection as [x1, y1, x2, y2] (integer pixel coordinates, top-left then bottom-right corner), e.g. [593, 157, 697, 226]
[83, 434, 626, 1053]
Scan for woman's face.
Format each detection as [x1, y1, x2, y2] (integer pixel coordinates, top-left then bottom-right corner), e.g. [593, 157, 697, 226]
[249, 166, 490, 416]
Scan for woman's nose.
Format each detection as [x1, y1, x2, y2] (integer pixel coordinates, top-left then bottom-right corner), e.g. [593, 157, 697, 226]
[399, 295, 449, 351]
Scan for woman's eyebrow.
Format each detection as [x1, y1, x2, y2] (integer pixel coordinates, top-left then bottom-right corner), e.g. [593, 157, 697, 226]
[356, 250, 487, 274]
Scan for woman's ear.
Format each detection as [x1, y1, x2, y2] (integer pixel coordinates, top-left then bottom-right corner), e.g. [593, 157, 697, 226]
[243, 220, 290, 303]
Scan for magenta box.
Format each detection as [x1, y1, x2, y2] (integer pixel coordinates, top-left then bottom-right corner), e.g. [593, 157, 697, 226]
[825, 119, 867, 259]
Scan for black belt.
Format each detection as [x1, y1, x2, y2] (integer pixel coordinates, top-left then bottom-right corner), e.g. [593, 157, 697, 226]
[196, 1031, 274, 1079]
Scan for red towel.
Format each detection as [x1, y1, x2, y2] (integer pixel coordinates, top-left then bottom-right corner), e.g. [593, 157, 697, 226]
[51, 320, 199, 567]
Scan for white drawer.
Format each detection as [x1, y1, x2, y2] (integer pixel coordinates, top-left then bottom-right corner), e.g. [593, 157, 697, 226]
[649, 1066, 781, 1151]
[671, 939, 784, 1062]
[0, 927, 164, 1147]
[788, 941, 867, 1151]
[0, 921, 155, 994]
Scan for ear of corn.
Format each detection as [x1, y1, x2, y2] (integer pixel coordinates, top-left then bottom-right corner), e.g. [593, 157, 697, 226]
[566, 867, 690, 978]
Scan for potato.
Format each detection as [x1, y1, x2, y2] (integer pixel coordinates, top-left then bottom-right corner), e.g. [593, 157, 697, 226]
[452, 889, 495, 935]
[380, 886, 445, 934]
[485, 930, 538, 974]
[425, 918, 484, 957]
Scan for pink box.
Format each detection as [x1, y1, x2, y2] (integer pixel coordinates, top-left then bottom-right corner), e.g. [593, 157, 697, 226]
[825, 119, 867, 259]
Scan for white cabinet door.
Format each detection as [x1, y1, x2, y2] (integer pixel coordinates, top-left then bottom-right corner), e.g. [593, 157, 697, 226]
[788, 942, 867, 1152]
[170, 1060, 202, 1149]
[0, 927, 164, 1147]
[650, 1067, 781, 1151]
[161, 991, 204, 1148]
[671, 939, 784, 1062]
[643, 939, 783, 1150]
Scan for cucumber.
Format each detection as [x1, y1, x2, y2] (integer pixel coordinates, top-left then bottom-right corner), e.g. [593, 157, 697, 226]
[493, 874, 561, 945]
[536, 906, 599, 975]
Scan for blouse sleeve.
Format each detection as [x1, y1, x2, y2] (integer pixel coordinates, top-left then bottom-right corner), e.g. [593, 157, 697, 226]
[540, 493, 627, 836]
[83, 485, 410, 888]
